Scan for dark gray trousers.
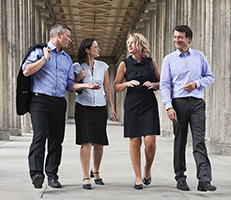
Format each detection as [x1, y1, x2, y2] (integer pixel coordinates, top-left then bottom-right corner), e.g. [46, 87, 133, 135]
[172, 98, 212, 183]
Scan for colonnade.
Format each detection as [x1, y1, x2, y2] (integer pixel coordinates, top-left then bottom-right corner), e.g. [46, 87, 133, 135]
[0, 0, 231, 156]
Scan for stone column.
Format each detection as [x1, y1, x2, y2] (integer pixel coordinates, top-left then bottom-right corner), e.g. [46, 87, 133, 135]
[28, 0, 35, 45]
[141, 13, 150, 42]
[209, 0, 231, 155]
[35, 0, 44, 43]
[0, 0, 10, 140]
[41, 8, 50, 43]
[147, 2, 157, 59]
[7, 0, 22, 136]
[19, 0, 32, 133]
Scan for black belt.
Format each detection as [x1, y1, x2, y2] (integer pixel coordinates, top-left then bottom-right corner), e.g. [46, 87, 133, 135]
[33, 93, 63, 101]
[178, 97, 200, 102]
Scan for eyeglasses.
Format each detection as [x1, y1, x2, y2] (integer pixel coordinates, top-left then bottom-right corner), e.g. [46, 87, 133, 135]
[91, 46, 100, 49]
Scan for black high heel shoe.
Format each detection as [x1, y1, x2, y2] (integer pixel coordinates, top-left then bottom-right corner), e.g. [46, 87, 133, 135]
[83, 178, 92, 190]
[90, 169, 105, 185]
[134, 183, 143, 189]
[143, 166, 151, 185]
[143, 177, 151, 185]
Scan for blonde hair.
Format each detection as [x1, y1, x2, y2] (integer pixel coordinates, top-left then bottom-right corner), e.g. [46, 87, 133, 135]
[126, 33, 150, 57]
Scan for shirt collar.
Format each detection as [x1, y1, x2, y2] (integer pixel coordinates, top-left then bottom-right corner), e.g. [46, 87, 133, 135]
[176, 47, 192, 57]
[47, 41, 65, 55]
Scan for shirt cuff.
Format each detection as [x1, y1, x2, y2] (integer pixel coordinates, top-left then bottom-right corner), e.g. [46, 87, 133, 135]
[66, 81, 75, 92]
[165, 102, 172, 111]
[194, 80, 200, 88]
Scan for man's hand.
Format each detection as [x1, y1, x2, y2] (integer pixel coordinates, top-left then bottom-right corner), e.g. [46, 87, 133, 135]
[183, 81, 197, 92]
[167, 108, 177, 122]
[43, 47, 51, 61]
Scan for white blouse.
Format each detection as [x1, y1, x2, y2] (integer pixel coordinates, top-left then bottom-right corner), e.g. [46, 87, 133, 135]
[73, 59, 109, 107]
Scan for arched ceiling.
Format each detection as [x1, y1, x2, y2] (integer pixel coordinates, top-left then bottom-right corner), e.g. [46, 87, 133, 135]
[46, 0, 149, 62]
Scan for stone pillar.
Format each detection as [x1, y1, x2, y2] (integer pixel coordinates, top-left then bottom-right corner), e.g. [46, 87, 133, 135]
[19, 0, 32, 133]
[35, 0, 44, 43]
[28, 0, 35, 45]
[41, 8, 50, 43]
[0, 0, 10, 140]
[147, 2, 157, 59]
[209, 0, 231, 155]
[141, 13, 150, 42]
[7, 0, 22, 136]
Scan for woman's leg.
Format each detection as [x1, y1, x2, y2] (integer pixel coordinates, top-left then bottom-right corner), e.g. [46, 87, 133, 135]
[92, 144, 104, 180]
[80, 143, 92, 184]
[130, 137, 142, 185]
[143, 135, 156, 179]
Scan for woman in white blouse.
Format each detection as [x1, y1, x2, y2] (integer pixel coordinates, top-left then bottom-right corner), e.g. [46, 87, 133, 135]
[73, 38, 117, 190]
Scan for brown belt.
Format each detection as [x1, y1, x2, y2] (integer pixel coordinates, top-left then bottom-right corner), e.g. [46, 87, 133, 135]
[33, 93, 63, 101]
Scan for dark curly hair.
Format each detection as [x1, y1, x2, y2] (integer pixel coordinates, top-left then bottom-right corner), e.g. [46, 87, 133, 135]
[76, 38, 95, 64]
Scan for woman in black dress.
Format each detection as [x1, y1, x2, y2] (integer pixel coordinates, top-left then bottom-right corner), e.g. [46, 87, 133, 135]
[113, 33, 160, 189]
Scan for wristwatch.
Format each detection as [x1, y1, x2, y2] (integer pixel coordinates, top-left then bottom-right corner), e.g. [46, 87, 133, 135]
[41, 56, 48, 62]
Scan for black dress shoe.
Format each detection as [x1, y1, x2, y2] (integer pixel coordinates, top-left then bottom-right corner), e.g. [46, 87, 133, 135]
[32, 174, 43, 189]
[83, 178, 92, 190]
[197, 181, 217, 192]
[90, 169, 105, 185]
[48, 179, 62, 188]
[143, 177, 151, 185]
[176, 180, 190, 191]
[134, 183, 143, 189]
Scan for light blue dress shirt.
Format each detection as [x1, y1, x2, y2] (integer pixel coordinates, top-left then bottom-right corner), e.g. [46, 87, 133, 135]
[22, 41, 74, 97]
[73, 60, 109, 107]
[160, 48, 214, 110]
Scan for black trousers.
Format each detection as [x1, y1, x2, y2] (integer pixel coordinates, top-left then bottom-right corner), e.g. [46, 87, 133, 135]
[172, 98, 212, 183]
[28, 95, 67, 180]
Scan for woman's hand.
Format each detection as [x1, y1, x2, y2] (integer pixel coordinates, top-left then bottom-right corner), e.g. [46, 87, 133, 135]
[110, 108, 117, 121]
[143, 81, 159, 90]
[127, 80, 140, 87]
[78, 68, 87, 80]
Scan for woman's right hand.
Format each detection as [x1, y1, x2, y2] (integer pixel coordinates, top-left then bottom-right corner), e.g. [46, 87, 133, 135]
[126, 80, 140, 87]
[79, 68, 87, 80]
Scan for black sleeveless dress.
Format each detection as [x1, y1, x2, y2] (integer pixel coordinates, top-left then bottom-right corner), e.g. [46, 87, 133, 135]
[123, 55, 160, 138]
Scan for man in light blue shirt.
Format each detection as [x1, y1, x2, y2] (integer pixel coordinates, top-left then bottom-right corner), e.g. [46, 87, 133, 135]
[23, 24, 100, 189]
[160, 25, 216, 192]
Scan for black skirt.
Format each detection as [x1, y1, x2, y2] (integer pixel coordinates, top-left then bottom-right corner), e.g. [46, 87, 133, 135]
[75, 102, 109, 145]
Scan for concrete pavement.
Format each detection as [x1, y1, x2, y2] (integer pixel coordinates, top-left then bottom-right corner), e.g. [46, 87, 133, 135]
[0, 121, 231, 200]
